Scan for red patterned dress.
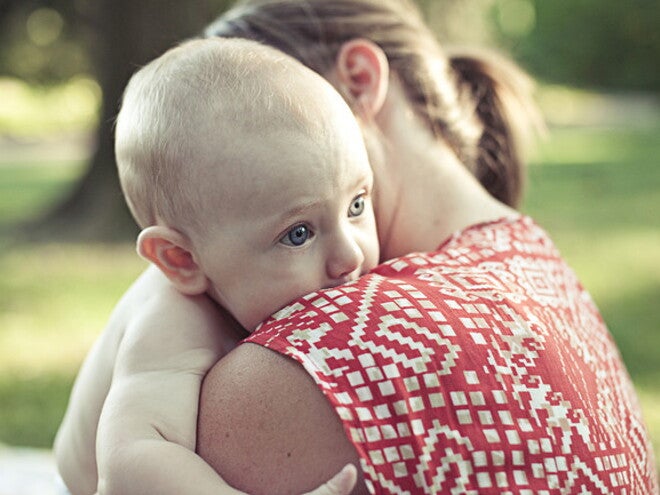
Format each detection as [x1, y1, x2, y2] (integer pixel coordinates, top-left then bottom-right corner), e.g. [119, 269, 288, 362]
[245, 216, 658, 494]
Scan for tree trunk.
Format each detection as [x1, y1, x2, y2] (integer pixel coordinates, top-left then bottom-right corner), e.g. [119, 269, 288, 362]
[33, 0, 218, 241]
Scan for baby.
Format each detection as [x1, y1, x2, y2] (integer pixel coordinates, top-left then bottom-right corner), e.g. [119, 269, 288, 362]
[54, 38, 379, 495]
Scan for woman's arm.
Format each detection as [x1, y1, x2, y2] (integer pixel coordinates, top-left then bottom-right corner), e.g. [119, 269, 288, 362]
[197, 343, 370, 495]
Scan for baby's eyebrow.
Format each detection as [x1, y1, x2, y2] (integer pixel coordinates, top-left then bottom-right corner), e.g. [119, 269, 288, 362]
[279, 199, 324, 220]
[351, 170, 374, 191]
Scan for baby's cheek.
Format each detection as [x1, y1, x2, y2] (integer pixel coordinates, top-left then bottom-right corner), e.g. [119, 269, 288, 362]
[247, 289, 297, 331]
[366, 232, 381, 272]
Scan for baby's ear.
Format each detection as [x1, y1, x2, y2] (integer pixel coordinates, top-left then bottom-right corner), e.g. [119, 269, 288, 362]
[137, 226, 209, 295]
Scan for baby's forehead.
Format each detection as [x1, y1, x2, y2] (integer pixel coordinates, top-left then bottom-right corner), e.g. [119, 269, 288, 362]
[191, 120, 362, 221]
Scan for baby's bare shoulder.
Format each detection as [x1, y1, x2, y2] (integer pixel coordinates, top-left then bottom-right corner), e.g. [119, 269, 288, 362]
[114, 266, 245, 376]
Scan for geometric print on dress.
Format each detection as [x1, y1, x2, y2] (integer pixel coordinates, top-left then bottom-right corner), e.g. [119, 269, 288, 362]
[248, 216, 658, 494]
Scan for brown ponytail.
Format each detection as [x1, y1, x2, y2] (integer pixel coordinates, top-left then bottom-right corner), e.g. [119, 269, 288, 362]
[449, 48, 544, 207]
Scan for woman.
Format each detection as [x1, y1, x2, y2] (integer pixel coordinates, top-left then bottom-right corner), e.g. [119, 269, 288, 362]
[196, 1, 658, 494]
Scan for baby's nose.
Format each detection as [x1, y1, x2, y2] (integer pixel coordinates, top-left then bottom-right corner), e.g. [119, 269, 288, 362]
[326, 231, 365, 281]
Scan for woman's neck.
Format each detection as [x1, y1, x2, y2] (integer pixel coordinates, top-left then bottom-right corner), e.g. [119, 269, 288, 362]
[374, 85, 516, 260]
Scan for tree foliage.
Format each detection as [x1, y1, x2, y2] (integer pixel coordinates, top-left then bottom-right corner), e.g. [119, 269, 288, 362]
[494, 0, 660, 91]
[0, 0, 90, 84]
[3, 0, 658, 91]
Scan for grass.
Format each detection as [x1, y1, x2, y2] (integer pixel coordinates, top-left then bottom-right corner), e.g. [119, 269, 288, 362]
[0, 239, 146, 447]
[0, 117, 658, 471]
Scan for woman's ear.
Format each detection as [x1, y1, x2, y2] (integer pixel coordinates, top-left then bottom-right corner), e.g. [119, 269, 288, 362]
[335, 39, 389, 120]
[137, 226, 209, 296]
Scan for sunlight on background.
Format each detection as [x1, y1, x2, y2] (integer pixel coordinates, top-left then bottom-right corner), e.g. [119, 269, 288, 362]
[495, 0, 536, 38]
[0, 77, 100, 134]
[26, 8, 64, 47]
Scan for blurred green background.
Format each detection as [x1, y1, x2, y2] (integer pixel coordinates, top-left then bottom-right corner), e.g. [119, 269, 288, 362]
[0, 0, 658, 476]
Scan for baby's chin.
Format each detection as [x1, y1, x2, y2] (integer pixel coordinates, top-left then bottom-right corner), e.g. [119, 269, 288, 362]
[241, 318, 261, 334]
[245, 300, 310, 333]
[240, 310, 280, 334]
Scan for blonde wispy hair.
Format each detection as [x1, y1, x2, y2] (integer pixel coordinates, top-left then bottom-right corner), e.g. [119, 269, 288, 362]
[115, 37, 323, 236]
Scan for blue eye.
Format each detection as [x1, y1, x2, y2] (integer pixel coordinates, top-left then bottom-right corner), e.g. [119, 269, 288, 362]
[280, 224, 313, 247]
[348, 195, 365, 217]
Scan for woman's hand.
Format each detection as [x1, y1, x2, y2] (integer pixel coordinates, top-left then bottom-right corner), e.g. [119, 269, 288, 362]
[302, 465, 357, 495]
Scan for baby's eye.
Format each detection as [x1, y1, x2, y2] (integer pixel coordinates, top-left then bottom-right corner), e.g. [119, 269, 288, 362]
[348, 195, 365, 217]
[280, 224, 314, 247]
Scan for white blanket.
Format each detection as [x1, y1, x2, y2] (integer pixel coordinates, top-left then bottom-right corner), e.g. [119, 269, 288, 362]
[0, 444, 67, 495]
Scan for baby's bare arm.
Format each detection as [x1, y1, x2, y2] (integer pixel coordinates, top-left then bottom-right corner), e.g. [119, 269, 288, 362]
[94, 276, 247, 495]
[54, 324, 119, 495]
[55, 267, 165, 495]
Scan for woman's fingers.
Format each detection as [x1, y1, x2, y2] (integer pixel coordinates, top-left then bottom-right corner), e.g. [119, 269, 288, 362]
[302, 464, 357, 495]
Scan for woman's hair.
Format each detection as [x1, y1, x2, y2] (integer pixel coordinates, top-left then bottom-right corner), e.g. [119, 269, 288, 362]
[204, 0, 543, 207]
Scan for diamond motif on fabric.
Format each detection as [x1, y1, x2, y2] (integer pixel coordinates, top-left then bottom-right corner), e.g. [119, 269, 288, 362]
[248, 217, 658, 494]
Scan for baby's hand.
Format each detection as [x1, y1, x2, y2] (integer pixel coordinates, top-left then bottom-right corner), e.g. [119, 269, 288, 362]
[302, 465, 357, 495]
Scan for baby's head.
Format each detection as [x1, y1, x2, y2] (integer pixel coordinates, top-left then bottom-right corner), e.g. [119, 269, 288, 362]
[117, 38, 310, 235]
[115, 38, 379, 330]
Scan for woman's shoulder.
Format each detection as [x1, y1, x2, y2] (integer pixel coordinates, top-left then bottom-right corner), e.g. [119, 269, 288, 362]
[430, 214, 555, 259]
[197, 342, 369, 494]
